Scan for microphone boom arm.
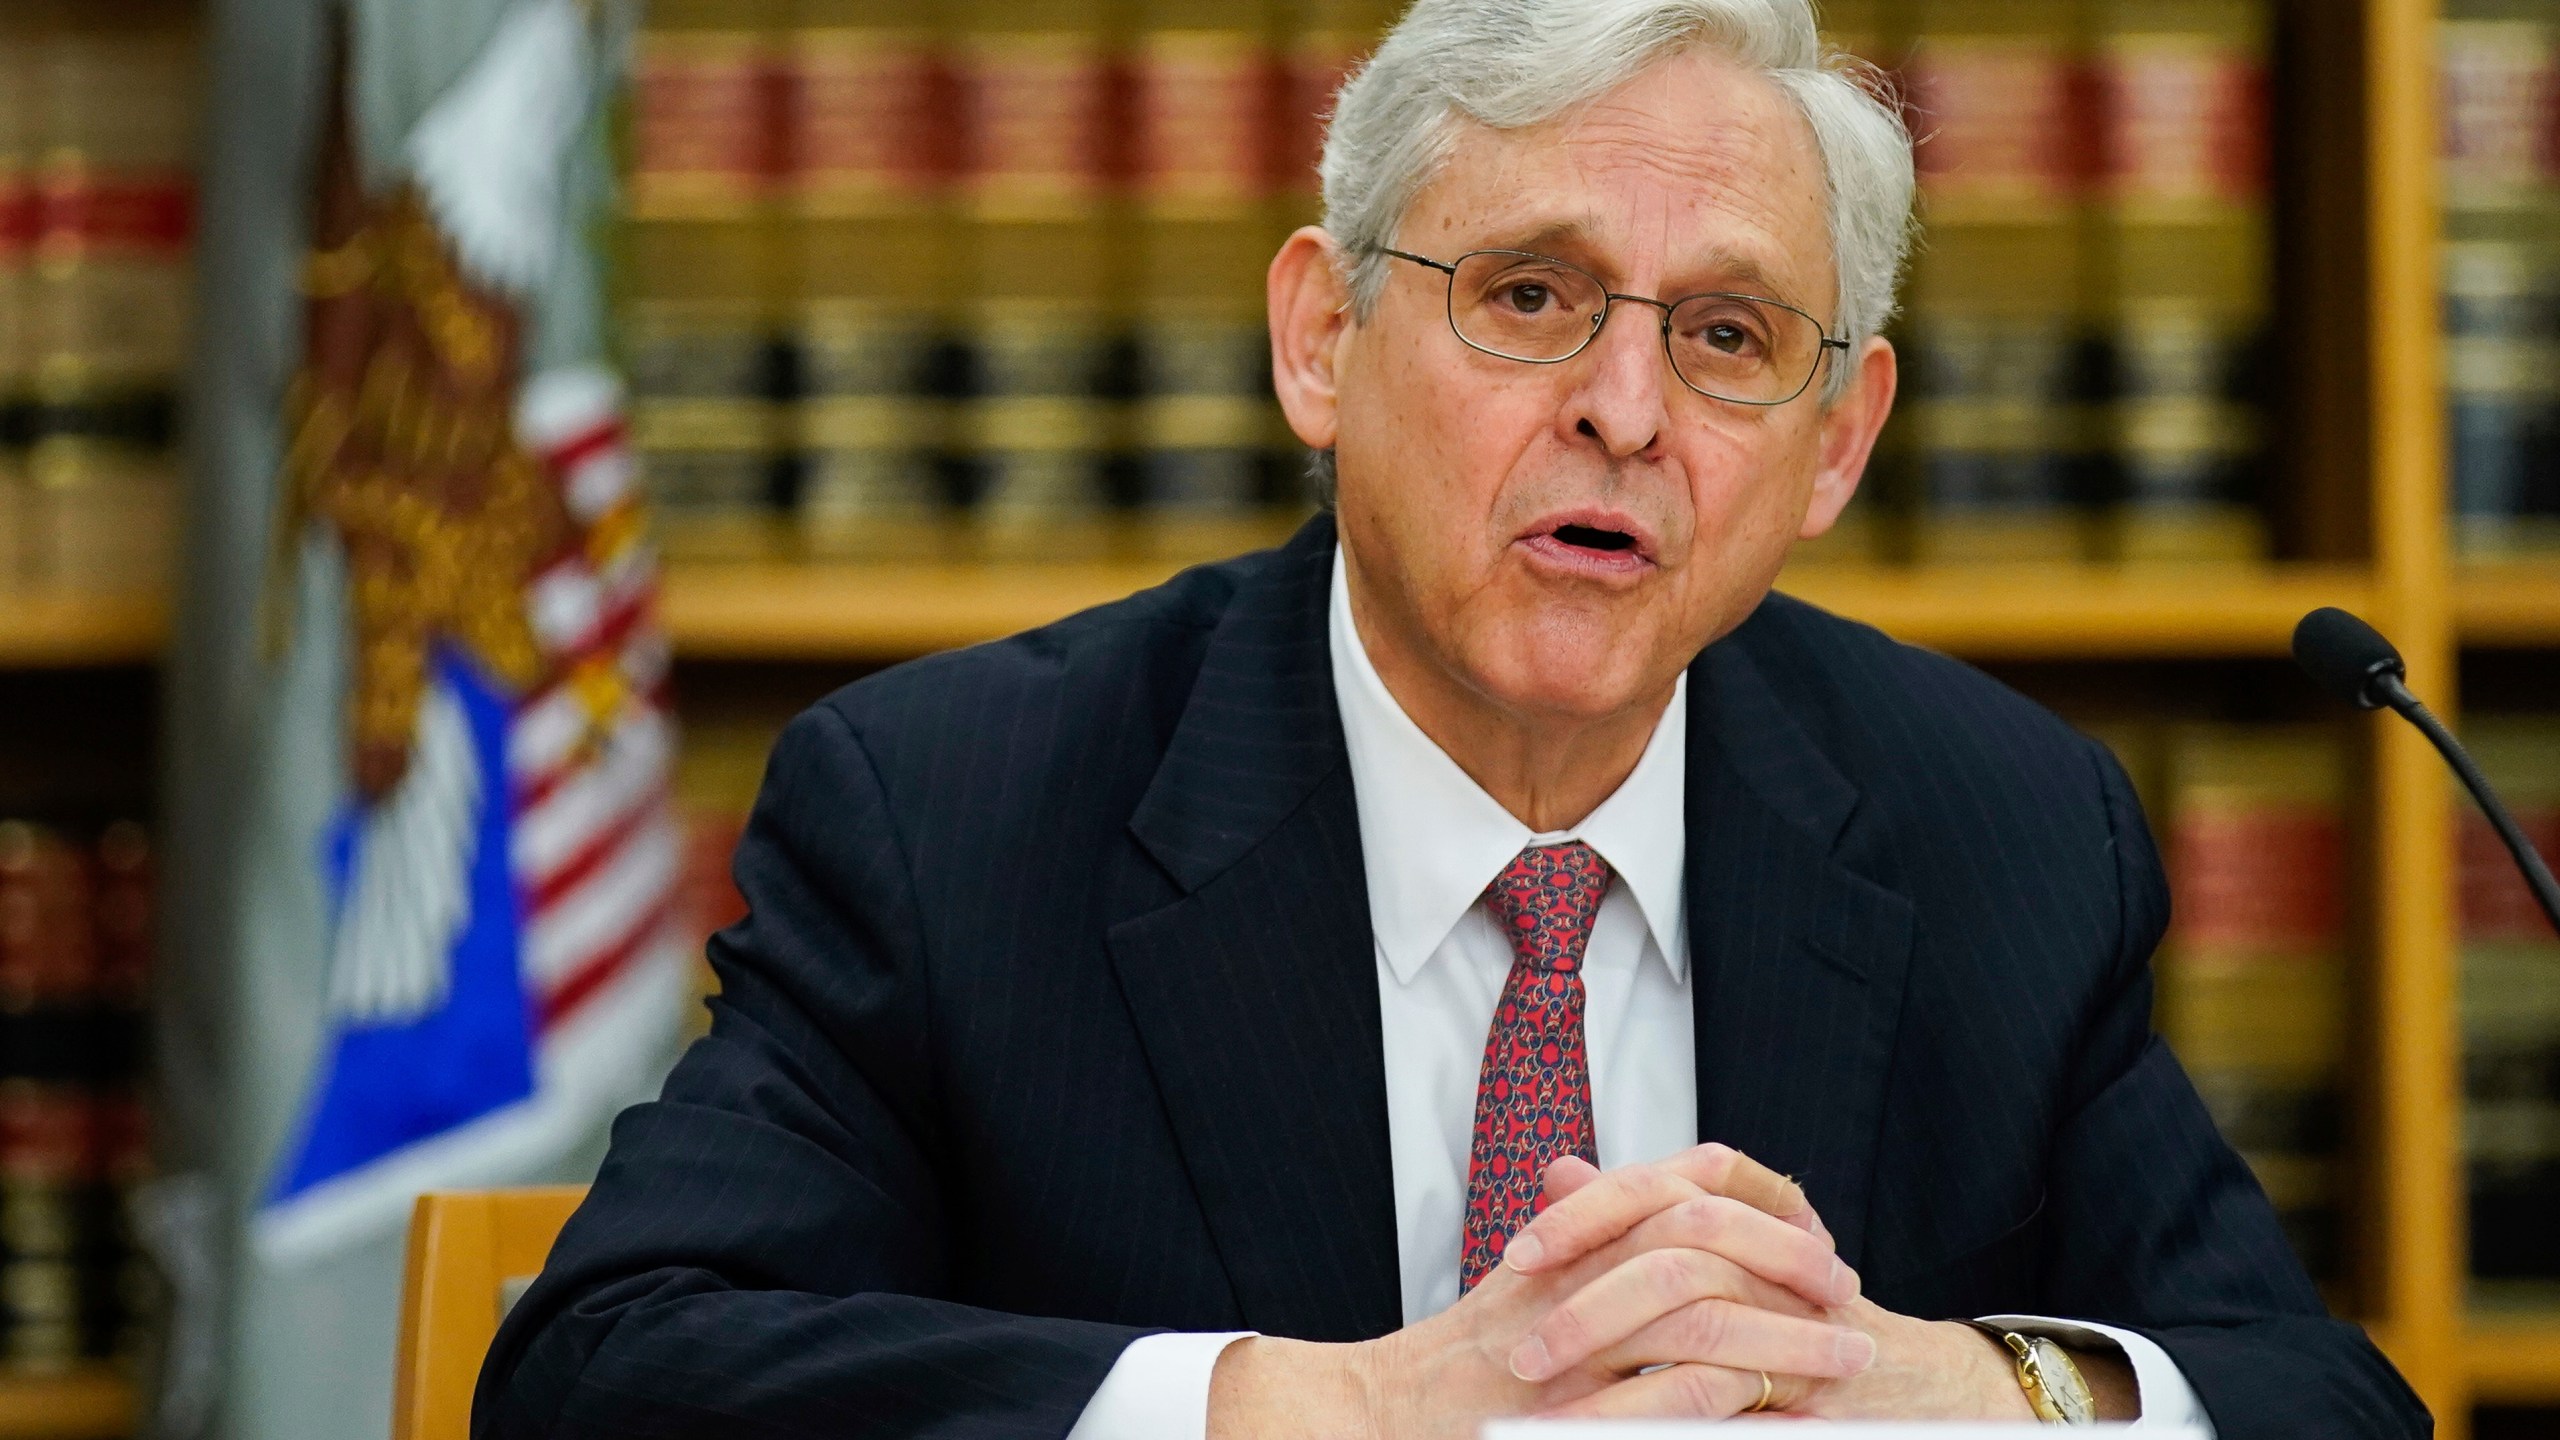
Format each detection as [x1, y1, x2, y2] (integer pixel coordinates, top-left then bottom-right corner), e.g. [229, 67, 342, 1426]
[2370, 672, 2560, 938]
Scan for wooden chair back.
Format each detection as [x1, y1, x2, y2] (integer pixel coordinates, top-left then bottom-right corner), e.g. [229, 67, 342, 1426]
[392, 1187, 589, 1440]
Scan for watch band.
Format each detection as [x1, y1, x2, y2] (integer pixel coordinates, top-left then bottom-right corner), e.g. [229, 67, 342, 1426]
[1962, 1320, 2098, 1425]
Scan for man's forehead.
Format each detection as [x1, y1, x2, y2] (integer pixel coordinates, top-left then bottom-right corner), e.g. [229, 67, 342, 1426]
[1413, 50, 1831, 299]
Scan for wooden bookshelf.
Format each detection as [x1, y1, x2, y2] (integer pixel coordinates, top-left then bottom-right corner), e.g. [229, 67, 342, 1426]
[0, 1369, 133, 1440]
[663, 558, 2386, 661]
[6, 562, 2385, 667]
[1780, 563, 2377, 658]
[2456, 564, 2560, 647]
[659, 557, 1198, 660]
[3, 0, 2556, 1435]
[2467, 1319, 2560, 1404]
[0, 593, 166, 668]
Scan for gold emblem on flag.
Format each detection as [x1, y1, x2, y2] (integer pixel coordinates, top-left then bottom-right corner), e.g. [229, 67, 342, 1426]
[275, 87, 568, 799]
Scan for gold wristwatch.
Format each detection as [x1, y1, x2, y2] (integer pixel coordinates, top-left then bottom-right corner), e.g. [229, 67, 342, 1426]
[1963, 1321, 2098, 1424]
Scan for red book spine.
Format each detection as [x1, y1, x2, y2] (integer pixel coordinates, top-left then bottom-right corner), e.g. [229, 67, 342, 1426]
[782, 29, 952, 213]
[1127, 31, 1279, 217]
[0, 823, 99, 1375]
[631, 31, 788, 213]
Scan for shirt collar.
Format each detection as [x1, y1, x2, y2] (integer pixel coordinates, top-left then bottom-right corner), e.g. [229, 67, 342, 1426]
[1329, 546, 1688, 986]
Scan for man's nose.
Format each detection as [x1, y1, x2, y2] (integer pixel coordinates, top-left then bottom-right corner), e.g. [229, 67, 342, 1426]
[1561, 300, 1667, 459]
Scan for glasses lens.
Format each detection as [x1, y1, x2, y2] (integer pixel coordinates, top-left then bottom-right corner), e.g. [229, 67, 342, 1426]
[1448, 251, 1608, 362]
[1667, 294, 1823, 402]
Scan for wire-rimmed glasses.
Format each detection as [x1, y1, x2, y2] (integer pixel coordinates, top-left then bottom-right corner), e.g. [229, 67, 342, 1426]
[1380, 246, 1850, 406]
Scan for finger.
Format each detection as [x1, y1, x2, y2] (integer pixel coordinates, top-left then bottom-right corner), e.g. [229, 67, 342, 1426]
[1536, 1362, 1813, 1421]
[1511, 1246, 1860, 1381]
[1542, 1154, 1603, 1203]
[1616, 1193, 1858, 1309]
[1502, 1161, 1705, 1275]
[1596, 1297, 1876, 1381]
[1655, 1143, 1818, 1235]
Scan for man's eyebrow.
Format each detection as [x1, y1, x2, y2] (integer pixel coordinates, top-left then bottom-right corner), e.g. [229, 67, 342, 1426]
[1502, 219, 1597, 254]
[1678, 249, 1785, 297]
[1483, 224, 1801, 303]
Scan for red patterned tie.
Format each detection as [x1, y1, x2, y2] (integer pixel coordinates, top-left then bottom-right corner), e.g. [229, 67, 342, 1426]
[1459, 841, 1610, 1291]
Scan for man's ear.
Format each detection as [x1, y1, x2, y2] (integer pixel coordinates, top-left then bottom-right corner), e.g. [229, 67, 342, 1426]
[1799, 335, 1897, 541]
[1269, 226, 1351, 453]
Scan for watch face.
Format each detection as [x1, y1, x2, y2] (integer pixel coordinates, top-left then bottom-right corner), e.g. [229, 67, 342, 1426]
[2027, 1337, 2099, 1424]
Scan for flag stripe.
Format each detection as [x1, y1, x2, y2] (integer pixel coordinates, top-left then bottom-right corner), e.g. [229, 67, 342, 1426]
[539, 893, 676, 1031]
[548, 417, 626, 475]
[508, 636, 671, 805]
[526, 782, 670, 913]
[515, 708, 674, 871]
[524, 819, 680, 989]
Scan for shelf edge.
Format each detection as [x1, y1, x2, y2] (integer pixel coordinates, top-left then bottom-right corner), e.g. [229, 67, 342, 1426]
[0, 1369, 135, 1440]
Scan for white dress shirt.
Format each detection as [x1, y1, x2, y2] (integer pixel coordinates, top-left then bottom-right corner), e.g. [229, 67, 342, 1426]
[1065, 550, 2215, 1437]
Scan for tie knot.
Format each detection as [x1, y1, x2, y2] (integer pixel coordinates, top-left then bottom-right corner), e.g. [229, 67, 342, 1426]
[1483, 842, 1611, 974]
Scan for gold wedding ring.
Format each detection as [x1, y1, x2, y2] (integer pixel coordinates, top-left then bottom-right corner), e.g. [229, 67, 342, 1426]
[1745, 1369, 1774, 1413]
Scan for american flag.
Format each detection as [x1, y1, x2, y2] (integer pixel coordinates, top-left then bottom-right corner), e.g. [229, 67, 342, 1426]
[255, 0, 685, 1263]
[513, 374, 682, 1041]
[258, 363, 690, 1264]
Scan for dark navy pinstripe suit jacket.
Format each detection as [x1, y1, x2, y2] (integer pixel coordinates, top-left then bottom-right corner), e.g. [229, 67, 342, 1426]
[475, 514, 2427, 1439]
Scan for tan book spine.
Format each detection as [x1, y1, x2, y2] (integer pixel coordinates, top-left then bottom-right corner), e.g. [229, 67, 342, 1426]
[2156, 723, 2350, 1282]
[1899, 0, 2099, 564]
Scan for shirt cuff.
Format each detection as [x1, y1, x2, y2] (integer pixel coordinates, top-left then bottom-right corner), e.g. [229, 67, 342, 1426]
[1065, 1330, 1258, 1440]
[1979, 1314, 2216, 1436]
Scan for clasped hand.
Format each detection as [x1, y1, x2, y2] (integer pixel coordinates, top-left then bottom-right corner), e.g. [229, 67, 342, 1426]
[1206, 1143, 2035, 1437]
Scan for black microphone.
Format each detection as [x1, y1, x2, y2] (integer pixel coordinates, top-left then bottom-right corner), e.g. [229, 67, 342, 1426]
[2292, 606, 2560, 937]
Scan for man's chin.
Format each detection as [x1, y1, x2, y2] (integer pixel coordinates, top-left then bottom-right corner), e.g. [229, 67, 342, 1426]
[1462, 633, 1680, 728]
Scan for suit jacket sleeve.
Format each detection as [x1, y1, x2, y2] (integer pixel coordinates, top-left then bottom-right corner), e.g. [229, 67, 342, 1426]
[473, 703, 1155, 1440]
[2045, 740, 2429, 1437]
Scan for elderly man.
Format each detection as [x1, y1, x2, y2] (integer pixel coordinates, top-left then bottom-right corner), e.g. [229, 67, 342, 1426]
[477, 1, 2427, 1436]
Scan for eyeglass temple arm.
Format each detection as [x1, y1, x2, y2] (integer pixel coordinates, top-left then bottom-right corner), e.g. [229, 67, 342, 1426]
[1379, 247, 1459, 275]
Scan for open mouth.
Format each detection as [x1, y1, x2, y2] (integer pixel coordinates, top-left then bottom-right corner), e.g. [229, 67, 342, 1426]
[1518, 513, 1654, 578]
[1550, 522, 1638, 555]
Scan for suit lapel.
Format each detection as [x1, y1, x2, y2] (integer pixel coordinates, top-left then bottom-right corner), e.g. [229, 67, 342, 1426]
[1685, 630, 1915, 1271]
[1107, 517, 1404, 1342]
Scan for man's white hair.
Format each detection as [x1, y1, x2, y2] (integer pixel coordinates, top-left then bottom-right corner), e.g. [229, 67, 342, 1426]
[1319, 0, 1915, 405]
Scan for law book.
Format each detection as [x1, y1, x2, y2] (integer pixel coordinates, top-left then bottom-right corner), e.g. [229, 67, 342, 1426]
[1898, 0, 2100, 564]
[2459, 716, 2560, 1295]
[623, 217, 798, 562]
[951, 0, 1122, 561]
[0, 1082, 88, 1376]
[782, 0, 946, 221]
[2438, 5, 2560, 559]
[2083, 0, 2272, 563]
[1273, 0, 1400, 231]
[0, 15, 32, 596]
[83, 1086, 145, 1364]
[2153, 724, 2349, 1283]
[782, 0, 956, 560]
[1267, 0, 1401, 506]
[1127, 0, 1296, 559]
[625, 0, 799, 561]
[793, 215, 955, 559]
[1790, 0, 1902, 566]
[0, 821, 99, 1375]
[627, 0, 789, 221]
[16, 2, 194, 597]
[85, 821, 150, 1362]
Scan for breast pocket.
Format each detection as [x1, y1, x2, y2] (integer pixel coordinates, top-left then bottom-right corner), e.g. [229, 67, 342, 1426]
[1865, 1192, 2048, 1321]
